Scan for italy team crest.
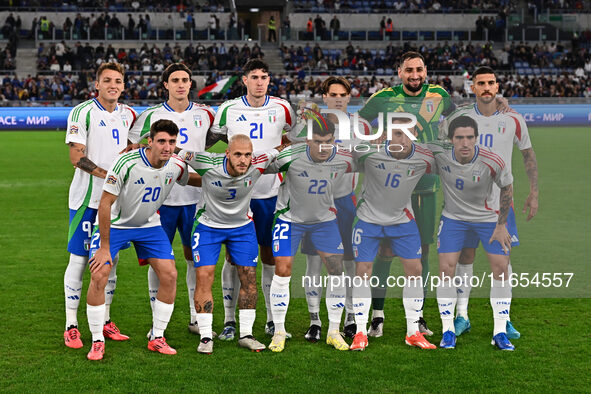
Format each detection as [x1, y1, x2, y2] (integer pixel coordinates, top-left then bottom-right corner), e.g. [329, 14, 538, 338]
[407, 165, 416, 176]
[121, 114, 129, 128]
[273, 241, 280, 252]
[497, 121, 506, 134]
[194, 115, 202, 128]
[472, 170, 481, 182]
[165, 172, 175, 185]
[425, 100, 434, 113]
[268, 109, 277, 123]
[244, 176, 252, 187]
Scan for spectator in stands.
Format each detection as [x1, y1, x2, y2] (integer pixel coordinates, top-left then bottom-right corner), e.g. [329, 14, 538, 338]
[127, 14, 136, 39]
[386, 17, 393, 38]
[314, 14, 325, 39]
[330, 16, 340, 37]
[283, 17, 291, 40]
[306, 17, 313, 40]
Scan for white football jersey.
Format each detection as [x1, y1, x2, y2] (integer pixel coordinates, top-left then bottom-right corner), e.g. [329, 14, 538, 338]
[66, 98, 137, 210]
[439, 104, 532, 209]
[179, 149, 279, 228]
[266, 144, 355, 224]
[353, 142, 435, 226]
[103, 148, 189, 229]
[289, 112, 371, 198]
[210, 95, 295, 199]
[128, 101, 215, 206]
[429, 142, 513, 222]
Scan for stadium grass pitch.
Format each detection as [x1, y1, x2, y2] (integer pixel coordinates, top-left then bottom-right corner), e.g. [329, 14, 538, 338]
[0, 128, 589, 392]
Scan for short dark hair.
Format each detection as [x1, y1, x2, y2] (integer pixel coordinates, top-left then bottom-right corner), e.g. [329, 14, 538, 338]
[399, 51, 425, 68]
[310, 117, 335, 137]
[472, 66, 496, 80]
[448, 115, 478, 139]
[161, 63, 192, 84]
[96, 62, 124, 80]
[321, 76, 351, 95]
[242, 58, 269, 76]
[150, 119, 179, 140]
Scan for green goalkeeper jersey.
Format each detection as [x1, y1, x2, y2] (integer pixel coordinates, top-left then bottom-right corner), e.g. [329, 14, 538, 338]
[359, 83, 453, 193]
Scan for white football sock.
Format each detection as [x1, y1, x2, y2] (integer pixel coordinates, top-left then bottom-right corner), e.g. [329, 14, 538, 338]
[186, 259, 197, 323]
[490, 278, 511, 335]
[270, 275, 290, 333]
[151, 299, 174, 339]
[103, 254, 118, 323]
[87, 304, 105, 342]
[196, 313, 213, 340]
[239, 309, 256, 338]
[326, 274, 346, 332]
[221, 259, 239, 323]
[305, 254, 323, 326]
[343, 259, 355, 322]
[261, 263, 275, 323]
[147, 265, 159, 311]
[403, 277, 423, 336]
[437, 279, 457, 333]
[352, 277, 371, 335]
[455, 262, 473, 319]
[64, 254, 87, 329]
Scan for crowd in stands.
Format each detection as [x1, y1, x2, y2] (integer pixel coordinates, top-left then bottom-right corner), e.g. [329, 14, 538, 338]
[279, 41, 590, 74]
[2, 69, 590, 105]
[37, 41, 264, 72]
[294, 0, 590, 12]
[0, 1, 228, 12]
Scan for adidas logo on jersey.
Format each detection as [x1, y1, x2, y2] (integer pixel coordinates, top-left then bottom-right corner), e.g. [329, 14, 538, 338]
[298, 171, 309, 177]
[337, 243, 344, 250]
[211, 181, 223, 187]
[375, 163, 386, 170]
[237, 114, 247, 122]
[99, 120, 107, 127]
[134, 178, 145, 184]
[510, 235, 519, 243]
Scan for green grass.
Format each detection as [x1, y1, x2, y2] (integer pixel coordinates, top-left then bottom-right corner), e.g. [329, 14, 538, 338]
[0, 128, 589, 392]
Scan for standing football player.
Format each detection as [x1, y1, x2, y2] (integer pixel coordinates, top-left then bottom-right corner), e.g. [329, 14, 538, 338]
[267, 119, 354, 352]
[210, 59, 295, 340]
[430, 116, 517, 351]
[128, 63, 217, 335]
[64, 62, 136, 349]
[358, 51, 453, 337]
[86, 119, 201, 360]
[438, 66, 538, 339]
[179, 134, 288, 354]
[290, 76, 370, 341]
[349, 118, 437, 351]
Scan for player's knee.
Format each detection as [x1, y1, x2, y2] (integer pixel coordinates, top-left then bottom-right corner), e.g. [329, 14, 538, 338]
[89, 270, 109, 290]
[158, 267, 178, 288]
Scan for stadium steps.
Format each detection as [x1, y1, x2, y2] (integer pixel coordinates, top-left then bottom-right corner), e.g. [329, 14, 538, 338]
[16, 40, 37, 78]
[262, 43, 286, 75]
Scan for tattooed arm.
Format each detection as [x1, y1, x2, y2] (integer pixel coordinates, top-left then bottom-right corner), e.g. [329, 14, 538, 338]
[489, 184, 513, 253]
[68, 142, 108, 179]
[520, 147, 539, 221]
